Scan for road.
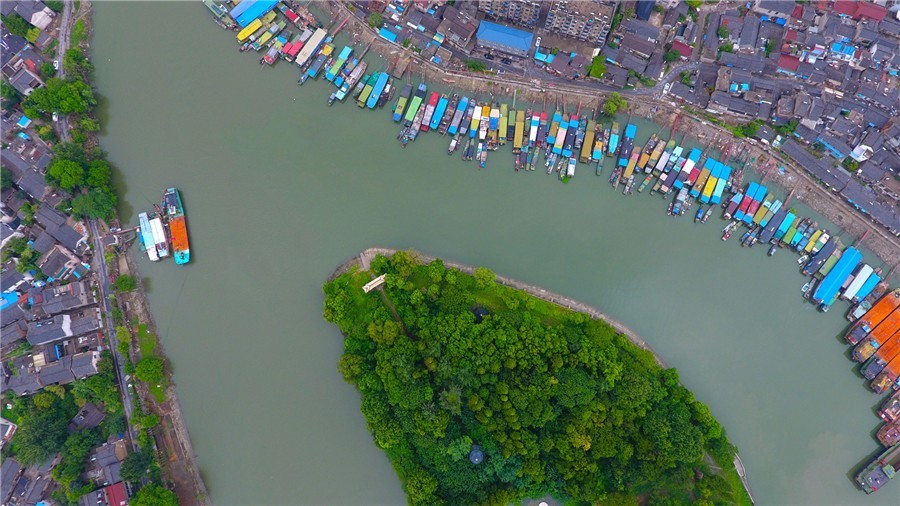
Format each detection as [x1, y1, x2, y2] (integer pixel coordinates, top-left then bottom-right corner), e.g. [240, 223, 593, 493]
[55, 0, 73, 143]
[89, 220, 140, 451]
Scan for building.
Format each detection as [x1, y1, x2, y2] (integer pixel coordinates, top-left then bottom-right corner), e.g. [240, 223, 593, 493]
[437, 5, 479, 48]
[26, 310, 101, 346]
[477, 0, 541, 28]
[0, 1, 56, 31]
[8, 66, 43, 96]
[544, 0, 615, 46]
[29, 280, 94, 318]
[475, 20, 534, 57]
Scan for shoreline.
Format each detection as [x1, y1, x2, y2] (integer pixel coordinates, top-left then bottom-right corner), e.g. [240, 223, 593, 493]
[77, 2, 210, 504]
[331, 247, 668, 367]
[332, 247, 755, 503]
[321, 1, 900, 269]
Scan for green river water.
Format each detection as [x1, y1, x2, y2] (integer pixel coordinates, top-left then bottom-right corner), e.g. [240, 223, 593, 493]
[92, 3, 897, 504]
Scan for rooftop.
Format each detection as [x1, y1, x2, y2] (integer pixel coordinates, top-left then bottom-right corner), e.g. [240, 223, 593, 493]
[476, 21, 534, 53]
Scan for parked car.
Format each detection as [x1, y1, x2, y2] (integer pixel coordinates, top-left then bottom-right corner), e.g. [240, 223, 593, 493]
[535, 36, 541, 47]
[501, 58, 512, 65]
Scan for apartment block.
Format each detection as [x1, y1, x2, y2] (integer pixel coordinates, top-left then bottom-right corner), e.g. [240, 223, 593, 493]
[477, 0, 542, 28]
[544, 0, 616, 46]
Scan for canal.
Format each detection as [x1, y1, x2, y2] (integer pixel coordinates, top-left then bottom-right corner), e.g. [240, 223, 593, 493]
[93, 3, 895, 504]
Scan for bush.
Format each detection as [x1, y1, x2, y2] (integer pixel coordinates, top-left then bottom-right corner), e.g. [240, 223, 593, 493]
[663, 49, 681, 63]
[71, 19, 86, 45]
[367, 12, 384, 28]
[1, 13, 31, 38]
[602, 92, 627, 116]
[120, 450, 153, 483]
[717, 26, 729, 39]
[135, 357, 164, 384]
[587, 56, 607, 79]
[465, 60, 487, 72]
[112, 274, 136, 292]
[842, 157, 859, 171]
[131, 484, 178, 506]
[25, 27, 40, 44]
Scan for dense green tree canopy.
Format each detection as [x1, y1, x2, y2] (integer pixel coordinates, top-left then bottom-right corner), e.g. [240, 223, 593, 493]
[602, 92, 628, 116]
[324, 252, 743, 505]
[135, 356, 164, 383]
[25, 77, 95, 115]
[130, 484, 178, 506]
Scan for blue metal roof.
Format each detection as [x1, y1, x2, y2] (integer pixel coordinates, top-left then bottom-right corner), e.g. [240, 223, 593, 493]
[233, 0, 278, 27]
[813, 247, 863, 304]
[379, 27, 398, 42]
[476, 21, 534, 52]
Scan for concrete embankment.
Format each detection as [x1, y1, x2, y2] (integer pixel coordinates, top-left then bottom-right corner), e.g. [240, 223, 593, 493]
[335, 247, 670, 369]
[325, 2, 900, 269]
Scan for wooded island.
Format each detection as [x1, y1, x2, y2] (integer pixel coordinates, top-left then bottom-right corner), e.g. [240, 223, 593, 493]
[324, 251, 749, 505]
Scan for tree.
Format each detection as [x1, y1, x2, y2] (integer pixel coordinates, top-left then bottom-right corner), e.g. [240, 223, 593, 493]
[1, 13, 31, 38]
[12, 406, 69, 464]
[1, 80, 20, 108]
[324, 255, 744, 505]
[112, 274, 136, 292]
[718, 42, 734, 53]
[465, 60, 487, 72]
[120, 450, 154, 483]
[717, 26, 729, 39]
[663, 50, 681, 63]
[64, 47, 94, 77]
[135, 357, 164, 383]
[40, 62, 56, 79]
[130, 484, 178, 506]
[679, 71, 692, 86]
[367, 12, 384, 28]
[25, 27, 40, 43]
[602, 92, 627, 116]
[474, 267, 495, 289]
[71, 188, 117, 220]
[842, 157, 859, 171]
[24, 77, 95, 115]
[86, 159, 111, 188]
[47, 158, 85, 190]
[685, 0, 702, 8]
[587, 56, 607, 79]
[44, 0, 63, 12]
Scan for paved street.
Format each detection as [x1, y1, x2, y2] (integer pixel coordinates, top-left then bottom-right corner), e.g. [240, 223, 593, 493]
[88, 220, 140, 452]
[55, 0, 72, 143]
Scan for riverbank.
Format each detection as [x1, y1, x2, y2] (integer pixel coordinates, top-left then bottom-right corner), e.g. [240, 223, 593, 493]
[76, 3, 209, 504]
[331, 247, 754, 504]
[323, 1, 900, 269]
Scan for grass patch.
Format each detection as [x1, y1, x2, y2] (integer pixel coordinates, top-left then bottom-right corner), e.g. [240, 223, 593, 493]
[71, 19, 85, 46]
[6, 341, 33, 359]
[136, 323, 156, 356]
[718, 460, 754, 506]
[136, 323, 166, 402]
[149, 383, 166, 403]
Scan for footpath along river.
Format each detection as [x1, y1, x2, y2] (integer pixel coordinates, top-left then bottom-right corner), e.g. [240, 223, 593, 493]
[93, 3, 896, 504]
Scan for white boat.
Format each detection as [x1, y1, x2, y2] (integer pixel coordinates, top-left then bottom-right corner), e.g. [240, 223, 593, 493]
[149, 215, 170, 258]
[138, 212, 159, 262]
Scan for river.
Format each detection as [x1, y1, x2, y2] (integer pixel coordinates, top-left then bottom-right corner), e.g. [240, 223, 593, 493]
[92, 3, 896, 504]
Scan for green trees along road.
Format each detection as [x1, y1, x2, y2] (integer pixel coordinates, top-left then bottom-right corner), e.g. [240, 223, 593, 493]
[323, 251, 748, 505]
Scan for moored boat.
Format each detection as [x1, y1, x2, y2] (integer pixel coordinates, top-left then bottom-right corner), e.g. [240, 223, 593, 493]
[855, 442, 900, 494]
[163, 188, 191, 265]
[138, 212, 159, 262]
